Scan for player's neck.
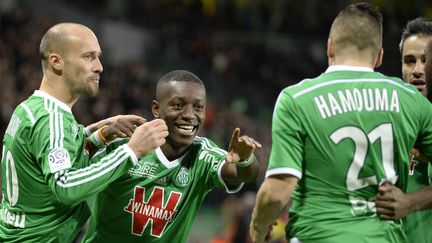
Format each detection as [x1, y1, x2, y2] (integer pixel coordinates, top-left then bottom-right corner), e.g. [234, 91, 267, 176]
[160, 143, 189, 162]
[40, 76, 79, 108]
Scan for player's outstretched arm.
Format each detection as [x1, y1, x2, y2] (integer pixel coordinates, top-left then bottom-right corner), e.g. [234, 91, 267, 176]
[376, 183, 432, 220]
[250, 175, 297, 243]
[48, 119, 168, 206]
[221, 128, 262, 185]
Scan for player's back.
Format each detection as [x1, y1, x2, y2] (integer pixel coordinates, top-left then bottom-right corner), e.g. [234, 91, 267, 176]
[273, 66, 432, 242]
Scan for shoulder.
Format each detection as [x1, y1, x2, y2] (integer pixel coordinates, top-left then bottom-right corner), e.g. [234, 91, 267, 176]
[193, 136, 228, 157]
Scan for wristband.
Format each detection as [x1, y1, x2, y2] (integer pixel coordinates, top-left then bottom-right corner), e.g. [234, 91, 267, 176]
[98, 125, 110, 144]
[236, 155, 254, 168]
[89, 128, 107, 149]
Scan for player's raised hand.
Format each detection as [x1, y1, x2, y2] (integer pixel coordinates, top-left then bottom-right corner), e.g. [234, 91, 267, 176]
[101, 115, 147, 140]
[87, 115, 147, 143]
[226, 128, 262, 163]
[128, 119, 169, 158]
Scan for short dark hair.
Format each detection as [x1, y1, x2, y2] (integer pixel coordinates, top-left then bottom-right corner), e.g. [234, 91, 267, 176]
[399, 17, 432, 53]
[156, 70, 204, 100]
[330, 2, 382, 56]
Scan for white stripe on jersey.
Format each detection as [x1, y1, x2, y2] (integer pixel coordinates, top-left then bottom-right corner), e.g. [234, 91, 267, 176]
[54, 103, 60, 148]
[47, 99, 55, 149]
[194, 136, 227, 156]
[266, 167, 302, 179]
[56, 145, 129, 188]
[59, 112, 64, 148]
[292, 78, 416, 99]
[20, 103, 36, 125]
[44, 98, 65, 149]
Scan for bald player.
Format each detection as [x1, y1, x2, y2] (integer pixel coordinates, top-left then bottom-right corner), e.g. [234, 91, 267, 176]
[0, 23, 168, 242]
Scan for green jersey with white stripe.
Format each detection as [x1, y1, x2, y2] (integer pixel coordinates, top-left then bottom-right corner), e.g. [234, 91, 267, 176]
[404, 158, 432, 243]
[83, 136, 242, 243]
[268, 66, 432, 243]
[0, 90, 137, 242]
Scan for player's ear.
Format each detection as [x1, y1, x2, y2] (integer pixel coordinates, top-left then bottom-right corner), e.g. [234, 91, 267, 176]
[374, 48, 383, 68]
[49, 53, 63, 73]
[327, 38, 334, 58]
[152, 100, 160, 118]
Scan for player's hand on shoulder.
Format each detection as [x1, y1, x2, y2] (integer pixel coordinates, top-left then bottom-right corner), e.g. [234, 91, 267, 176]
[128, 119, 169, 158]
[226, 127, 262, 163]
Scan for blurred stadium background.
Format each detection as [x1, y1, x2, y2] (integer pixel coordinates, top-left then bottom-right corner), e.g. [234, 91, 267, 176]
[1, 0, 432, 242]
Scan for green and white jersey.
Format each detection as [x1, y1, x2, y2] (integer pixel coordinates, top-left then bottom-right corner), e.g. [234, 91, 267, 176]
[83, 136, 242, 243]
[268, 65, 432, 243]
[404, 159, 432, 243]
[0, 90, 138, 243]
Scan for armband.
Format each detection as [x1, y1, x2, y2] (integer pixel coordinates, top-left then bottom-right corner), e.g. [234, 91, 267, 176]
[236, 155, 254, 168]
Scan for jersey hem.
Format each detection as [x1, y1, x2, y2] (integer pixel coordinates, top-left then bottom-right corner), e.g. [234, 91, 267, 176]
[122, 144, 138, 164]
[266, 167, 302, 179]
[218, 160, 243, 193]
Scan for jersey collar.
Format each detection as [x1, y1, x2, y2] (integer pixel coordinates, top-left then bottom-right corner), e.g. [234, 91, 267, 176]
[155, 147, 188, 169]
[325, 65, 374, 73]
[33, 90, 72, 114]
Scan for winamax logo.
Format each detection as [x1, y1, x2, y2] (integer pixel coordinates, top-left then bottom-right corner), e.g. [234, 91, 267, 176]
[124, 186, 182, 237]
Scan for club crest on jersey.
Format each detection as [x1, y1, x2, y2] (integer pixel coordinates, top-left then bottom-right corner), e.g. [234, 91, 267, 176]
[124, 186, 182, 237]
[174, 167, 190, 187]
[70, 123, 79, 141]
[48, 147, 72, 173]
[409, 154, 419, 176]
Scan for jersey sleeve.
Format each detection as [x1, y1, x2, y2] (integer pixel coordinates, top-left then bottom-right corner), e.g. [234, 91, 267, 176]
[266, 89, 304, 179]
[30, 115, 137, 206]
[415, 96, 432, 161]
[197, 137, 243, 193]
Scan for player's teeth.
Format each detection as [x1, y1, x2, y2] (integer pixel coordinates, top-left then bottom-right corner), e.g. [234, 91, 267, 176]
[178, 125, 194, 131]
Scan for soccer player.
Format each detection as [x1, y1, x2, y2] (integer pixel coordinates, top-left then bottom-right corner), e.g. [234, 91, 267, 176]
[250, 3, 432, 243]
[0, 23, 169, 242]
[400, 18, 432, 96]
[374, 17, 432, 243]
[376, 40, 432, 234]
[81, 70, 262, 242]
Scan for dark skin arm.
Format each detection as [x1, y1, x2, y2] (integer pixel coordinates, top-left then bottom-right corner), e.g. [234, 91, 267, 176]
[85, 115, 147, 156]
[376, 183, 432, 220]
[221, 128, 262, 185]
[375, 148, 432, 220]
[86, 114, 146, 138]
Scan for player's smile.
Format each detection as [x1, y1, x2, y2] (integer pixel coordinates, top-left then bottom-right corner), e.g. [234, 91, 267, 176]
[174, 124, 198, 136]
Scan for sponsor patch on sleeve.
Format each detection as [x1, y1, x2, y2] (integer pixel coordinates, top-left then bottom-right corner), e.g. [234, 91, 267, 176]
[48, 147, 72, 173]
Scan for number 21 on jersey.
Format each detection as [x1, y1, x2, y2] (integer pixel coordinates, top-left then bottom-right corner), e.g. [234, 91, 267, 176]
[330, 123, 397, 216]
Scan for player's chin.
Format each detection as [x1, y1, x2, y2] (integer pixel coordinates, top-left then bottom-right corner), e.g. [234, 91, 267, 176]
[86, 86, 99, 97]
[172, 135, 195, 148]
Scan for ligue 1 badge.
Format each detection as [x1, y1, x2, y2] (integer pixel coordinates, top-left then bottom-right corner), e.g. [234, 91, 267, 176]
[48, 147, 72, 173]
[175, 167, 190, 187]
